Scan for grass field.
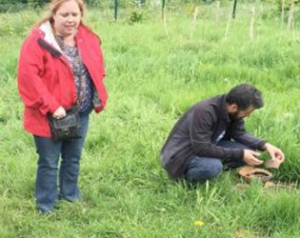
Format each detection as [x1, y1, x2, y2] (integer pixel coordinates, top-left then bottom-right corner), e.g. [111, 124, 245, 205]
[0, 2, 300, 237]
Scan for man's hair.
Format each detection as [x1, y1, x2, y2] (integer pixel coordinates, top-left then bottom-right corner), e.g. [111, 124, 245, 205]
[225, 84, 264, 110]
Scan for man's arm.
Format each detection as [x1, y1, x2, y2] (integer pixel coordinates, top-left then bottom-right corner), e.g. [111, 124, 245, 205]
[228, 120, 266, 150]
[189, 109, 243, 161]
[230, 121, 285, 163]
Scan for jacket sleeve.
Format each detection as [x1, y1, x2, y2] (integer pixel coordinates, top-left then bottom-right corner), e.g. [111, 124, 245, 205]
[17, 35, 60, 115]
[227, 120, 266, 150]
[189, 108, 243, 161]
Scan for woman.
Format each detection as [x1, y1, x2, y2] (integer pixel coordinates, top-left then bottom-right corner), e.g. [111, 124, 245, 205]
[18, 0, 108, 213]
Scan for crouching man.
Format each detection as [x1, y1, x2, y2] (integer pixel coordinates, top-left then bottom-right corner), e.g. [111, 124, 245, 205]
[160, 84, 285, 184]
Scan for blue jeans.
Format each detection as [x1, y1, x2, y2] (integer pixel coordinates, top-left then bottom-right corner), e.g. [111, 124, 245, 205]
[33, 112, 90, 213]
[184, 140, 249, 184]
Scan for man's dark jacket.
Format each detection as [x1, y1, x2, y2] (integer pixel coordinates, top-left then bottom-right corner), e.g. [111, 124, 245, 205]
[160, 95, 265, 180]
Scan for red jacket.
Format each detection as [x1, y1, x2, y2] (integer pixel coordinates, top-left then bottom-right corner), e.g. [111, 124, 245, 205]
[18, 22, 108, 137]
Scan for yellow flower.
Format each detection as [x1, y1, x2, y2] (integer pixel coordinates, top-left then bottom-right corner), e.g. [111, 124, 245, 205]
[195, 220, 205, 227]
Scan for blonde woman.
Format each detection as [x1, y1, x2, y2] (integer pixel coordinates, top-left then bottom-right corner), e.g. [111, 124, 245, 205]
[18, 0, 107, 213]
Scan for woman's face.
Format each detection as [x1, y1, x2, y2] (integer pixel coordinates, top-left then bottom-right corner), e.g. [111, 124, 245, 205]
[53, 0, 81, 37]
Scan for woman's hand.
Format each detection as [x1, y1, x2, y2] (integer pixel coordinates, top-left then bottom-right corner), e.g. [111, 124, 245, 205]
[52, 106, 66, 119]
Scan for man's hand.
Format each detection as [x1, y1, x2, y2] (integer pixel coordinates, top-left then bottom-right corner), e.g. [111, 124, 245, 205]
[243, 149, 263, 166]
[262, 143, 285, 162]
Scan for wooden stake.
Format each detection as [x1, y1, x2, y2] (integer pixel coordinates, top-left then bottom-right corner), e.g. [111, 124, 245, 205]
[257, 5, 263, 40]
[287, 0, 294, 30]
[161, 0, 168, 36]
[292, 21, 295, 40]
[163, 9, 169, 37]
[224, 11, 232, 40]
[216, 1, 220, 27]
[190, 6, 199, 39]
[249, 6, 255, 40]
[281, 0, 285, 28]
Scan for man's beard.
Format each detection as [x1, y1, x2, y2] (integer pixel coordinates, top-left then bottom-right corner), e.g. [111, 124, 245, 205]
[228, 111, 240, 121]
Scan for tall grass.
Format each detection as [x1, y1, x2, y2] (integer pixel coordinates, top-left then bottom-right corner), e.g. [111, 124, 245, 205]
[0, 3, 300, 237]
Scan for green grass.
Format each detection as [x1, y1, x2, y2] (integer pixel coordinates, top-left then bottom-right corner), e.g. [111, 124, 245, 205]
[0, 3, 300, 237]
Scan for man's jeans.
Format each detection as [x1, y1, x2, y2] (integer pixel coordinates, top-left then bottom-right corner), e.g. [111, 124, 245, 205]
[33, 113, 90, 213]
[184, 140, 248, 184]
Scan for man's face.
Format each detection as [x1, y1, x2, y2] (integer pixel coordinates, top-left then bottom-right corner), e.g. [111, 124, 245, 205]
[228, 105, 255, 121]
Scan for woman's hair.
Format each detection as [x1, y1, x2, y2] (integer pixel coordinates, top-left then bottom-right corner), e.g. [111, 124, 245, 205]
[38, 0, 86, 25]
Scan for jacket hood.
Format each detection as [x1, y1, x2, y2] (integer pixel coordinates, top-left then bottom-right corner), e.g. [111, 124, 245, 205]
[39, 21, 63, 53]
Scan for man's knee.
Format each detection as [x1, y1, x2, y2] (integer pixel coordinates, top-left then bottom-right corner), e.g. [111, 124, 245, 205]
[209, 160, 223, 178]
[185, 158, 223, 183]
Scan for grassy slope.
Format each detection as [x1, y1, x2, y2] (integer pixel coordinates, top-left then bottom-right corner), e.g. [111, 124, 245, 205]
[0, 3, 300, 237]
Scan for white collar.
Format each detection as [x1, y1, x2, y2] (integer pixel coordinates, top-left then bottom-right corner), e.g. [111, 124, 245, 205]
[39, 21, 63, 53]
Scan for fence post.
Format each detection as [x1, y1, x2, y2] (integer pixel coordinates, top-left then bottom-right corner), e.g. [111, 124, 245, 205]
[114, 0, 118, 20]
[232, 0, 238, 19]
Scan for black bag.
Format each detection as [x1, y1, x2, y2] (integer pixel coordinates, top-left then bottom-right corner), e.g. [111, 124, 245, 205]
[48, 106, 81, 141]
